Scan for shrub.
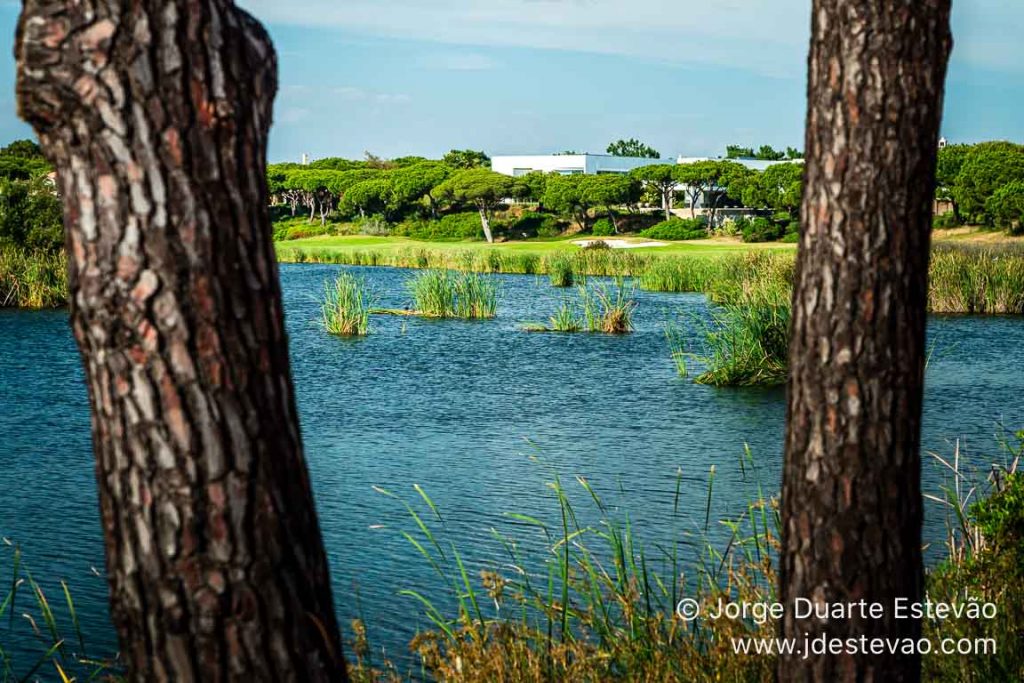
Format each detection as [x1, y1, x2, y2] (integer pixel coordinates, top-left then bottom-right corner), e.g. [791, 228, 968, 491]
[933, 211, 961, 229]
[712, 218, 742, 238]
[741, 217, 785, 243]
[730, 217, 752, 234]
[272, 217, 333, 241]
[591, 218, 615, 236]
[395, 212, 484, 241]
[357, 215, 391, 236]
[640, 217, 708, 241]
[505, 211, 562, 239]
[285, 222, 331, 240]
[320, 272, 372, 336]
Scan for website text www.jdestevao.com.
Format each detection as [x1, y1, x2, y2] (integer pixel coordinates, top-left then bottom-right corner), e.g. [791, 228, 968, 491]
[675, 596, 998, 659]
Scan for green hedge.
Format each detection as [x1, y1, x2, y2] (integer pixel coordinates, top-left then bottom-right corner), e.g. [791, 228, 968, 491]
[394, 212, 484, 241]
[640, 218, 708, 241]
[592, 218, 615, 236]
[740, 217, 786, 243]
[933, 211, 960, 229]
[505, 211, 563, 238]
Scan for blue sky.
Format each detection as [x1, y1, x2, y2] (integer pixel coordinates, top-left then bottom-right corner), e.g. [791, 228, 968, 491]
[2, 0, 1022, 163]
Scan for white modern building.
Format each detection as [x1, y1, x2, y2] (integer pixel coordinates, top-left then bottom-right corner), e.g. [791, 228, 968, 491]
[491, 154, 669, 177]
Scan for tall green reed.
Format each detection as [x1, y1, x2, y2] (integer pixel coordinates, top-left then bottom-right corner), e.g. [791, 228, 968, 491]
[408, 271, 497, 319]
[0, 541, 121, 682]
[367, 451, 779, 682]
[670, 288, 791, 387]
[0, 248, 68, 309]
[321, 272, 373, 336]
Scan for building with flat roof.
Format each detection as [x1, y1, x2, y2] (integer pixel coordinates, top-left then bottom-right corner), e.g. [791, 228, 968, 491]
[491, 154, 669, 177]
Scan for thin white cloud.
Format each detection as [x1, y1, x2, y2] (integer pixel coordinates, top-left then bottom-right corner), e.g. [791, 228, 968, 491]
[419, 52, 498, 71]
[239, 0, 810, 77]
[277, 106, 311, 124]
[239, 0, 1023, 77]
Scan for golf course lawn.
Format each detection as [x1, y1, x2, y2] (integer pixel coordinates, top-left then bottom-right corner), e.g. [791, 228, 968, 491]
[274, 234, 797, 259]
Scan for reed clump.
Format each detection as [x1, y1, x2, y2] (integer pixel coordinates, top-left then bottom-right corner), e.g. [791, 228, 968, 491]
[321, 272, 372, 336]
[671, 288, 791, 387]
[580, 278, 636, 334]
[0, 541, 122, 680]
[363, 458, 779, 683]
[521, 279, 636, 334]
[0, 247, 68, 309]
[522, 299, 584, 333]
[929, 244, 1024, 314]
[544, 254, 575, 288]
[408, 270, 497, 319]
[923, 432, 1024, 681]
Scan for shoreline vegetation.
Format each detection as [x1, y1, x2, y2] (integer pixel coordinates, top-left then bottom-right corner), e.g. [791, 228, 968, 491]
[275, 235, 1024, 314]
[6, 434, 1021, 682]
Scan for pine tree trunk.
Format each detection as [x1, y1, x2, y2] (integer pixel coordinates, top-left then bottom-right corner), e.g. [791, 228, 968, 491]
[779, 1, 952, 681]
[16, 1, 347, 680]
[478, 206, 494, 243]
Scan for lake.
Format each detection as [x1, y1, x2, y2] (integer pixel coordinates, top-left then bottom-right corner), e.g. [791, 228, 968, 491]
[1, 263, 1022, 671]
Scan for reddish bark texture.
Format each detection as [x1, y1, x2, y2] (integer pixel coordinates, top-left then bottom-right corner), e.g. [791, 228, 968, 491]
[780, 1, 952, 681]
[16, 1, 346, 680]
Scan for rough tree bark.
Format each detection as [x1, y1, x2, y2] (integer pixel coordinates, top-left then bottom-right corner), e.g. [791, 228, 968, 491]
[16, 1, 347, 680]
[780, 1, 952, 682]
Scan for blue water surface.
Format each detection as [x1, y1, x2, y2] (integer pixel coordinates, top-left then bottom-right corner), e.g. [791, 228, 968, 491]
[0, 264, 1021, 671]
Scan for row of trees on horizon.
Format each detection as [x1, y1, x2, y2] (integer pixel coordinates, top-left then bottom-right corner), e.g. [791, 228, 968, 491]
[2, 137, 1023, 258]
[267, 139, 1024, 241]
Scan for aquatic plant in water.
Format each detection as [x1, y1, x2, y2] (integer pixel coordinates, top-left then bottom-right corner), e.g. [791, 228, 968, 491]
[521, 279, 636, 334]
[0, 541, 122, 680]
[546, 254, 575, 288]
[579, 277, 636, 334]
[672, 290, 791, 387]
[408, 270, 497, 319]
[321, 272, 372, 336]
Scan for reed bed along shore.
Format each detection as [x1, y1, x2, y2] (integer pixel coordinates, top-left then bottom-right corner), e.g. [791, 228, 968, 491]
[3, 241, 1022, 316]
[342, 434, 1024, 682]
[929, 244, 1024, 314]
[279, 242, 1024, 316]
[0, 247, 67, 309]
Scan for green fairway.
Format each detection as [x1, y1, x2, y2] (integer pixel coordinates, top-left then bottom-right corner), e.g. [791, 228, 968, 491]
[274, 234, 796, 258]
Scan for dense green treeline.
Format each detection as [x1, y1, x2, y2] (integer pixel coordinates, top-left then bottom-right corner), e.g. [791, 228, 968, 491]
[268, 140, 1024, 245]
[266, 147, 811, 245]
[936, 141, 1024, 231]
[0, 140, 66, 307]
[0, 140, 62, 252]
